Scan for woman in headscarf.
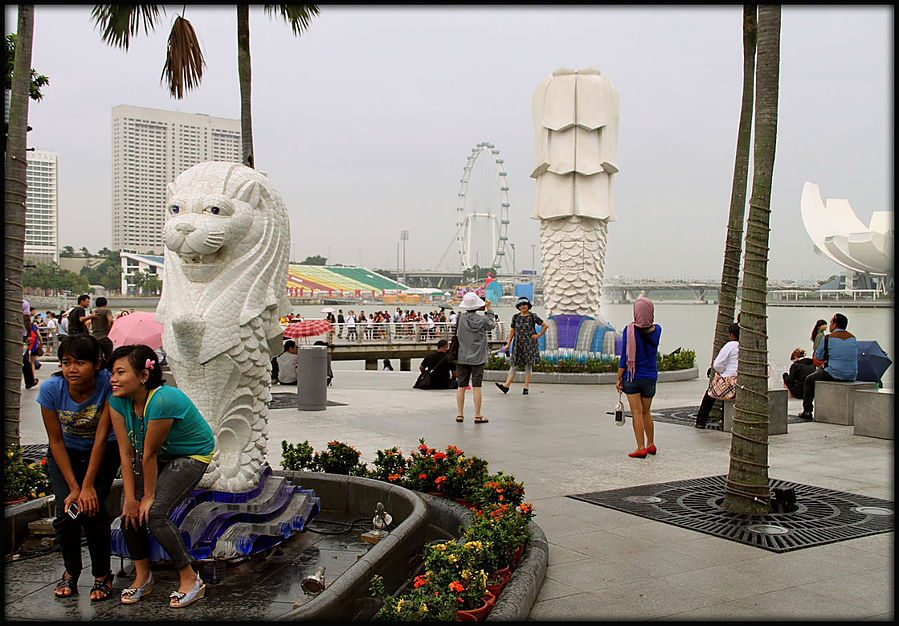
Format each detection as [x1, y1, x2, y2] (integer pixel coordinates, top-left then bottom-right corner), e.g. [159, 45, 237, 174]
[616, 297, 661, 458]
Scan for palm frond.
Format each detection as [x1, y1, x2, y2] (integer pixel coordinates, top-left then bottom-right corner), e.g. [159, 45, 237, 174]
[264, 5, 320, 36]
[91, 5, 164, 50]
[161, 15, 205, 99]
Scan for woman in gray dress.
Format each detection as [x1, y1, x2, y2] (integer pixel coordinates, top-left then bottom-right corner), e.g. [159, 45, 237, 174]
[496, 297, 548, 395]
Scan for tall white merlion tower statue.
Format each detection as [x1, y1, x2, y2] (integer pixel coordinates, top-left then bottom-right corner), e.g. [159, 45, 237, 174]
[156, 162, 290, 492]
[532, 67, 619, 320]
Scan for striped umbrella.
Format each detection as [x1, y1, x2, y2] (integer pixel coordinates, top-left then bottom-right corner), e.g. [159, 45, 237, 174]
[283, 319, 333, 339]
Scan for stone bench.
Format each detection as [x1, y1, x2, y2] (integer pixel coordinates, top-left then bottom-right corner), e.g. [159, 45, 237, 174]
[813, 381, 877, 425]
[722, 388, 788, 435]
[852, 389, 894, 439]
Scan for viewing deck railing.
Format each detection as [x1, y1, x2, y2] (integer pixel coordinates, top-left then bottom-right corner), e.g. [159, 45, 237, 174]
[300, 321, 506, 346]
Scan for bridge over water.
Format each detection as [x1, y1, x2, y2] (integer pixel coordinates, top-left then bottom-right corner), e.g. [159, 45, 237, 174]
[307, 321, 506, 370]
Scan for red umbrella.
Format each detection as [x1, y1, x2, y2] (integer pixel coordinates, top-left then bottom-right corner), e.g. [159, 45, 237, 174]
[283, 319, 332, 339]
[107, 311, 163, 350]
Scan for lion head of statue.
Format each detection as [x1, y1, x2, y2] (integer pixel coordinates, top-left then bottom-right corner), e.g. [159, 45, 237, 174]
[157, 162, 290, 363]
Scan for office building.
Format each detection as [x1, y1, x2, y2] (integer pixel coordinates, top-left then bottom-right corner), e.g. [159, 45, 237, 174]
[111, 104, 241, 254]
[24, 149, 59, 264]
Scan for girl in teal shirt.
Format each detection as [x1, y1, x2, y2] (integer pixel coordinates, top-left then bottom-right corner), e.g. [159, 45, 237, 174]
[106, 344, 214, 608]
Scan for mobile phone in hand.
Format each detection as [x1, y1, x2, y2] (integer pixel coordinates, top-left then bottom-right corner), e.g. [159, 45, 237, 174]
[67, 501, 80, 519]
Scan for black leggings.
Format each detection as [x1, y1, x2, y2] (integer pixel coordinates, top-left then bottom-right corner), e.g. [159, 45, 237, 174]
[122, 456, 208, 570]
[46, 441, 121, 580]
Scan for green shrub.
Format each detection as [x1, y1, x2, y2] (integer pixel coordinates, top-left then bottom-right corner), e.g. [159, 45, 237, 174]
[313, 440, 367, 476]
[368, 446, 408, 484]
[657, 348, 696, 371]
[5, 445, 51, 502]
[280, 440, 315, 471]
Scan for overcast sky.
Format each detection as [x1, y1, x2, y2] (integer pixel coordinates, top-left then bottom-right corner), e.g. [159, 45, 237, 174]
[7, 5, 892, 281]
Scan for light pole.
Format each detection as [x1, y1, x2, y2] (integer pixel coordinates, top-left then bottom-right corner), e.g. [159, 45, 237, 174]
[396, 242, 400, 292]
[400, 230, 409, 288]
[530, 244, 537, 273]
[510, 243, 516, 279]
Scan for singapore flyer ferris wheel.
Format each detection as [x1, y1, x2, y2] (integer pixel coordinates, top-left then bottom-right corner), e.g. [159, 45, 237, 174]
[454, 141, 511, 273]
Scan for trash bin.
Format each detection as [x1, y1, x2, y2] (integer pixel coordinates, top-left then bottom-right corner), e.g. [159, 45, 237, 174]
[297, 345, 328, 411]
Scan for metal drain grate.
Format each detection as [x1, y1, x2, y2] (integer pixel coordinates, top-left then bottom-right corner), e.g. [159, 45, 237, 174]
[568, 475, 893, 553]
[627, 406, 811, 430]
[19, 444, 48, 464]
[269, 393, 346, 409]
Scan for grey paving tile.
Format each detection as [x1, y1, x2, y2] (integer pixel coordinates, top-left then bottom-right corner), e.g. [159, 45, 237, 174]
[551, 529, 657, 559]
[568, 577, 719, 620]
[653, 562, 785, 602]
[602, 518, 713, 545]
[665, 534, 769, 566]
[545, 542, 592, 566]
[839, 532, 894, 555]
[719, 586, 882, 620]
[544, 554, 652, 592]
[795, 571, 894, 615]
[533, 576, 582, 603]
[860, 611, 895, 621]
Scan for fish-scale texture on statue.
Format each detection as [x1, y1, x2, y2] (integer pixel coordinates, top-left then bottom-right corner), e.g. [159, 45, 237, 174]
[540, 216, 607, 317]
[156, 162, 290, 493]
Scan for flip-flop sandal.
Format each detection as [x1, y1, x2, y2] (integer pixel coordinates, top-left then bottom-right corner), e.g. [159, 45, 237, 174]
[456, 416, 464, 422]
[474, 417, 489, 423]
[54, 572, 78, 598]
[90, 572, 114, 602]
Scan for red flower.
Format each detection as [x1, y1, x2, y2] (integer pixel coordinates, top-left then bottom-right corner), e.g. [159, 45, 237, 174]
[419, 473, 427, 480]
[449, 581, 465, 593]
[434, 475, 447, 485]
[434, 452, 447, 461]
[413, 575, 429, 588]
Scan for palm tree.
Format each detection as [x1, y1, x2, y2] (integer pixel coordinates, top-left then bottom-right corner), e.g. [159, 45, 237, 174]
[704, 5, 757, 427]
[722, 4, 781, 515]
[5, 4, 36, 450]
[712, 5, 757, 354]
[92, 5, 319, 168]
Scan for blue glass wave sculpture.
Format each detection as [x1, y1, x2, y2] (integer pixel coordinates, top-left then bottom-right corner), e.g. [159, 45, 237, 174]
[110, 466, 320, 562]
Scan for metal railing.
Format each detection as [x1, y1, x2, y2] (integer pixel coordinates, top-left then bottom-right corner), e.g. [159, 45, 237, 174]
[313, 321, 506, 345]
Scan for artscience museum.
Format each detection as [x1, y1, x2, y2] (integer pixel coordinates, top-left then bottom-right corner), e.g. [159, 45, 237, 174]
[800, 182, 893, 294]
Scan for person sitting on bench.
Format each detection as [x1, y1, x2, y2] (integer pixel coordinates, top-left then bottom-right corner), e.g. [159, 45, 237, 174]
[799, 313, 857, 420]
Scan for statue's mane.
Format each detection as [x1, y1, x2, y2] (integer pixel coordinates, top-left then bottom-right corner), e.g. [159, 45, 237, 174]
[157, 162, 290, 364]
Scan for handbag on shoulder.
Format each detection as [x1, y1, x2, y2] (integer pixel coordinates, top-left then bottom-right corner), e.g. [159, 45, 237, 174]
[708, 371, 737, 401]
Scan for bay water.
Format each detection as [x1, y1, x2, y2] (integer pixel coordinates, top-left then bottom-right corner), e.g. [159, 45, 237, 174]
[114, 300, 894, 388]
[286, 302, 894, 388]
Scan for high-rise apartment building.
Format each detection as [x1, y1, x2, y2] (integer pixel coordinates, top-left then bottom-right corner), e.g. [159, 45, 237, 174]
[24, 149, 59, 264]
[111, 104, 241, 253]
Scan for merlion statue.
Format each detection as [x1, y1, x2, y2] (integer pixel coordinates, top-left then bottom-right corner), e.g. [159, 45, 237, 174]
[156, 162, 290, 492]
[532, 67, 619, 320]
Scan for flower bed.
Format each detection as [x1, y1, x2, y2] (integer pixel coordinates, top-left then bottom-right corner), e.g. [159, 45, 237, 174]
[4, 444, 51, 503]
[484, 347, 696, 373]
[280, 437, 533, 621]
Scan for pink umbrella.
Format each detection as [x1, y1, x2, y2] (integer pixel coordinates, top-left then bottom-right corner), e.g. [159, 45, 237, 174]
[107, 311, 163, 350]
[283, 319, 332, 339]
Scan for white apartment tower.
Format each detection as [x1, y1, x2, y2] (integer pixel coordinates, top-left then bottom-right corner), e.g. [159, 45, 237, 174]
[111, 104, 241, 253]
[24, 150, 59, 264]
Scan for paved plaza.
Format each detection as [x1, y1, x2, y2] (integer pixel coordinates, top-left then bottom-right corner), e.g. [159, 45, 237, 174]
[8, 362, 894, 621]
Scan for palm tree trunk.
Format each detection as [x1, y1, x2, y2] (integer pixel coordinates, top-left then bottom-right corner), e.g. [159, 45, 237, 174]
[723, 4, 781, 514]
[706, 5, 757, 427]
[4, 4, 35, 450]
[713, 5, 757, 355]
[237, 5, 254, 168]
